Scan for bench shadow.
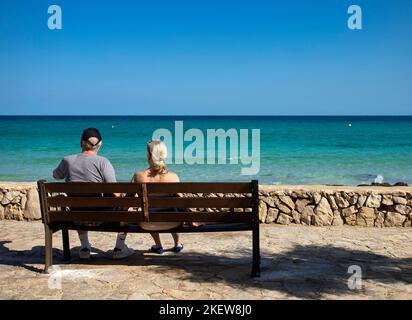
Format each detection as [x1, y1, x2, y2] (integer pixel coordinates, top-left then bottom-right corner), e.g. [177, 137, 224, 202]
[0, 240, 411, 298]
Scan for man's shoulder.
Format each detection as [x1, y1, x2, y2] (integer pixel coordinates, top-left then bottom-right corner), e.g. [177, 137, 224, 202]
[62, 154, 79, 162]
[94, 154, 112, 164]
[62, 154, 111, 164]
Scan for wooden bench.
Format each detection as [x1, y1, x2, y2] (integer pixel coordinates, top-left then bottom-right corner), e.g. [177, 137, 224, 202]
[37, 180, 261, 277]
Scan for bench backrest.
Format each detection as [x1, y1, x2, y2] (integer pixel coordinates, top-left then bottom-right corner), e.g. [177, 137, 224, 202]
[37, 180, 259, 225]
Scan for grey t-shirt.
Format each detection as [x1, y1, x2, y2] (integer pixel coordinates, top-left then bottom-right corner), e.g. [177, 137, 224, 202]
[54, 153, 117, 183]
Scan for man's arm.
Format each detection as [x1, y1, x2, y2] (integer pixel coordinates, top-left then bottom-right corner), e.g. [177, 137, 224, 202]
[53, 170, 63, 180]
[53, 159, 66, 180]
[102, 159, 117, 183]
[101, 159, 121, 197]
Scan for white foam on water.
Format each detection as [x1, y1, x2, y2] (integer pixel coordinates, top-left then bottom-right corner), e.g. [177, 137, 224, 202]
[374, 175, 384, 184]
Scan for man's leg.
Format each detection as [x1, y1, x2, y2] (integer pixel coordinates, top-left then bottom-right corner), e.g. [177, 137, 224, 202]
[78, 230, 91, 259]
[78, 230, 90, 248]
[113, 232, 134, 259]
[115, 232, 127, 250]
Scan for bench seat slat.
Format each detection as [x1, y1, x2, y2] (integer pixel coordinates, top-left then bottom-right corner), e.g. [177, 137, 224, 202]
[49, 211, 144, 222]
[48, 211, 255, 223]
[50, 222, 253, 233]
[148, 197, 252, 208]
[44, 182, 142, 194]
[146, 182, 252, 194]
[44, 182, 252, 194]
[48, 197, 143, 207]
[148, 212, 254, 222]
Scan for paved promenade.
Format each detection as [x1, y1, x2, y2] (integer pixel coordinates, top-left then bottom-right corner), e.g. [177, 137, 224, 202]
[0, 220, 411, 299]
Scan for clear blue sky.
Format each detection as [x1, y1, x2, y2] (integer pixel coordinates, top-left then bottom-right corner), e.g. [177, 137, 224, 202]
[0, 0, 411, 115]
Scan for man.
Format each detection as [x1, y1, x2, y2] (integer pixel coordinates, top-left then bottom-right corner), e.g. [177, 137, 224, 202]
[53, 128, 134, 260]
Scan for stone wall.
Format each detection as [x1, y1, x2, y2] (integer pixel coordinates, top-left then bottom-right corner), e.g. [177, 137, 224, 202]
[1, 183, 411, 227]
[258, 185, 412, 227]
[0, 183, 41, 221]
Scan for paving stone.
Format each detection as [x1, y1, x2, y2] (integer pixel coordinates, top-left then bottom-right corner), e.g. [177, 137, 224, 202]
[0, 220, 411, 300]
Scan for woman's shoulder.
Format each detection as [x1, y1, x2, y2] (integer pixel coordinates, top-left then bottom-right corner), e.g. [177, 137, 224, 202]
[132, 169, 179, 183]
[132, 170, 149, 182]
[164, 171, 180, 182]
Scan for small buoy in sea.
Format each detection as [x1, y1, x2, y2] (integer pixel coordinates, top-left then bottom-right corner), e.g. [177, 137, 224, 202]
[348, 123, 352, 127]
[112, 125, 115, 129]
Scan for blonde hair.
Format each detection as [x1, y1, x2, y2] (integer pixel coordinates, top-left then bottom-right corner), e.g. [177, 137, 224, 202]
[147, 140, 168, 174]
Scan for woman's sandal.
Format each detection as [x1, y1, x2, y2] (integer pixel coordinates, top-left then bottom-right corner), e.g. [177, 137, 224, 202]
[149, 245, 164, 254]
[172, 244, 184, 253]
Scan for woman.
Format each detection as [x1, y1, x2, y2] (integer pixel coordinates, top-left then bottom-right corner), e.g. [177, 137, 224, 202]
[132, 139, 183, 254]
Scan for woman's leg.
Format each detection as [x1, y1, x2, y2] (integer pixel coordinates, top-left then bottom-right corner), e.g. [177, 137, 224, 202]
[171, 233, 183, 252]
[172, 233, 179, 247]
[150, 233, 162, 248]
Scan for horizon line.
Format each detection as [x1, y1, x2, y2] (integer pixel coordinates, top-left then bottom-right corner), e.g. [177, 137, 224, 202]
[1, 115, 412, 117]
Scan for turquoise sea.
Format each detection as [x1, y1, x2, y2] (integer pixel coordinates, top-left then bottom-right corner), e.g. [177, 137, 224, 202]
[0, 116, 411, 185]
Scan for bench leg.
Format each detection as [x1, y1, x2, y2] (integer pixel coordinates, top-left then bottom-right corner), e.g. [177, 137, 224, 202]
[44, 225, 53, 273]
[62, 229, 71, 261]
[251, 221, 261, 278]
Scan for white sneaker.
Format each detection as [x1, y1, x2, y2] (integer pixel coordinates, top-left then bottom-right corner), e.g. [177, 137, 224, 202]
[79, 247, 91, 259]
[112, 244, 135, 260]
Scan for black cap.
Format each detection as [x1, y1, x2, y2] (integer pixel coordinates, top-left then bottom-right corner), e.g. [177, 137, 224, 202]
[81, 128, 102, 145]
